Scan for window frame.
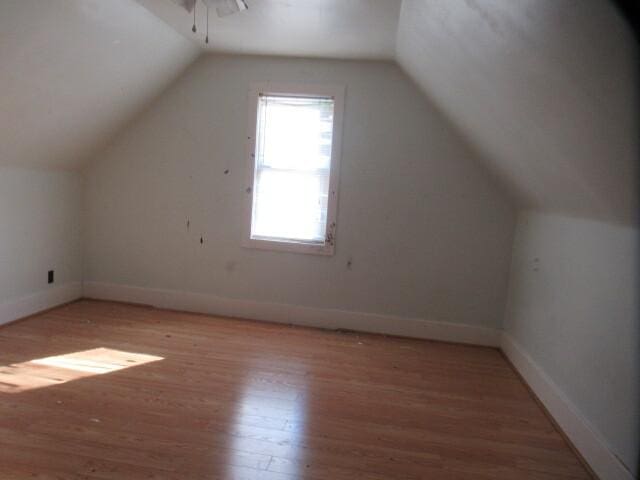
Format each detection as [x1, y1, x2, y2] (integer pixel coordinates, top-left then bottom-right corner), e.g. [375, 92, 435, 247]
[242, 82, 345, 256]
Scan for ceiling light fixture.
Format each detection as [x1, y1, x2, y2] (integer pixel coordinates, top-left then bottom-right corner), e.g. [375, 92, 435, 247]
[172, 0, 249, 45]
[214, 0, 249, 17]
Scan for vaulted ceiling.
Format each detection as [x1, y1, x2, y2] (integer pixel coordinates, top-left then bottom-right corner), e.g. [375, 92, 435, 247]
[397, 0, 638, 224]
[134, 0, 402, 59]
[1, 0, 636, 223]
[0, 0, 198, 169]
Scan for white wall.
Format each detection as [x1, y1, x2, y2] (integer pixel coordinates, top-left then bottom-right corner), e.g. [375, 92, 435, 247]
[83, 55, 515, 332]
[504, 211, 639, 478]
[0, 167, 82, 323]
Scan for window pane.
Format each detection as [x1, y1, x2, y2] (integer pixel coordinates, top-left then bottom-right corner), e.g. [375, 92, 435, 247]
[256, 96, 334, 171]
[251, 94, 334, 243]
[252, 169, 329, 242]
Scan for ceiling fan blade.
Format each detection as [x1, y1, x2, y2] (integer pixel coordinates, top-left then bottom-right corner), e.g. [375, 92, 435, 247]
[171, 0, 197, 13]
[212, 0, 248, 17]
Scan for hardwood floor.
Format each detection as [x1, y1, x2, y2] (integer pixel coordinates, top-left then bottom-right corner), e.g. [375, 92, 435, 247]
[0, 300, 591, 479]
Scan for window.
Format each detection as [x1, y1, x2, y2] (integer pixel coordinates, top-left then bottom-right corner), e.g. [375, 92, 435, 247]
[244, 83, 344, 255]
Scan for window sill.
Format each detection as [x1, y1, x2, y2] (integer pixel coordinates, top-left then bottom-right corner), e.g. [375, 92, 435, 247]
[242, 237, 334, 256]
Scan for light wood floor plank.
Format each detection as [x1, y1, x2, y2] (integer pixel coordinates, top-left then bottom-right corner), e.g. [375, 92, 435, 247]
[0, 300, 592, 479]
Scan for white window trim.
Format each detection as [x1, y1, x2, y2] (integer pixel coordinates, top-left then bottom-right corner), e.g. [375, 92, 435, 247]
[242, 82, 345, 256]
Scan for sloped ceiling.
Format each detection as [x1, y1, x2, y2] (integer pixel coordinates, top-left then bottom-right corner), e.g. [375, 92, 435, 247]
[134, 0, 402, 60]
[397, 0, 638, 224]
[0, 0, 199, 169]
[1, 0, 637, 224]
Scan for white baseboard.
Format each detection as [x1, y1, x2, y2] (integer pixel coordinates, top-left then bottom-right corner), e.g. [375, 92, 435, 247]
[501, 333, 635, 480]
[0, 281, 83, 327]
[82, 281, 501, 347]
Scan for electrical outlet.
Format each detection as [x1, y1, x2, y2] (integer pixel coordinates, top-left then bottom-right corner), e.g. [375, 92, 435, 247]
[48, 270, 54, 284]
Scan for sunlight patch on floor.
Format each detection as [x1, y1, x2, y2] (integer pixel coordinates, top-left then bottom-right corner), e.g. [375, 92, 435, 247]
[0, 348, 163, 393]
